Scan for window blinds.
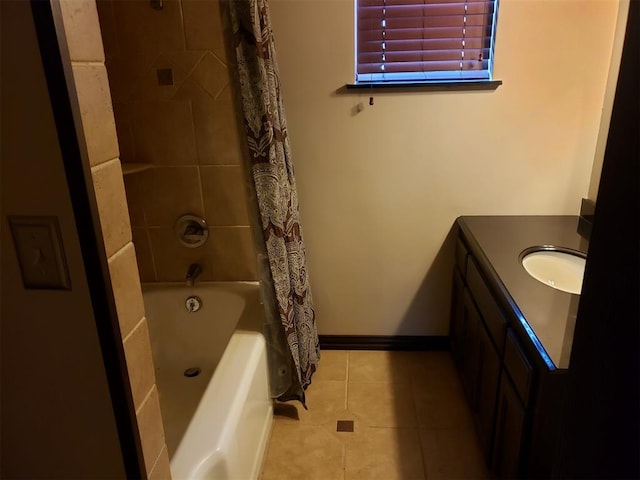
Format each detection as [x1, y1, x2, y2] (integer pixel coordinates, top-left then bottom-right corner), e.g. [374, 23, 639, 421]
[356, 0, 498, 82]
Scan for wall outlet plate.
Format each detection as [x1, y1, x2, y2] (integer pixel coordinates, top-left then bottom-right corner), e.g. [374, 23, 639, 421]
[8, 215, 71, 290]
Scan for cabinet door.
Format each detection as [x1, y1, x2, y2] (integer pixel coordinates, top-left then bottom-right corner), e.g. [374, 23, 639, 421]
[492, 375, 526, 479]
[450, 268, 466, 369]
[474, 313, 501, 463]
[460, 290, 481, 404]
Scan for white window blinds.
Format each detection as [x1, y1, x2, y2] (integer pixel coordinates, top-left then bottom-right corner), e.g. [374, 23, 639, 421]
[356, 0, 498, 83]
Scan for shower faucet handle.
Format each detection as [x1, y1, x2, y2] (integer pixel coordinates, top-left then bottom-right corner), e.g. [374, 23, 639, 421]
[174, 214, 209, 248]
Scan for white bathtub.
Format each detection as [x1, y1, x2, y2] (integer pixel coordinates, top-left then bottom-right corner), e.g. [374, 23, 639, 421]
[143, 282, 273, 480]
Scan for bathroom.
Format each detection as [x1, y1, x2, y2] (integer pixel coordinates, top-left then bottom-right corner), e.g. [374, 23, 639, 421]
[0, 0, 637, 478]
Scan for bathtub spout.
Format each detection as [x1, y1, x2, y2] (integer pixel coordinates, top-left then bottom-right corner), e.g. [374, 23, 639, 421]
[186, 263, 203, 286]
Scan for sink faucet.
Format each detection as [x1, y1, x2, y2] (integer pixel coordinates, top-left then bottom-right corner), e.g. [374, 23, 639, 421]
[186, 263, 202, 287]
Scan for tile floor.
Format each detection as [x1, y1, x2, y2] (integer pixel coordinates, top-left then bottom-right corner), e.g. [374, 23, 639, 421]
[259, 350, 488, 480]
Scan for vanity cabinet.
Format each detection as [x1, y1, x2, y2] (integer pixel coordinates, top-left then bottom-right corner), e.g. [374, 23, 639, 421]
[451, 229, 548, 479]
[450, 216, 583, 479]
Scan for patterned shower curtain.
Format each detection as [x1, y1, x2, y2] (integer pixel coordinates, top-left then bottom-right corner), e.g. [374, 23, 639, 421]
[226, 0, 320, 400]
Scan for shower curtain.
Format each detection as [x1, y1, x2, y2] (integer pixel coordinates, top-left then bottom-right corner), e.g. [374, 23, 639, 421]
[225, 0, 320, 404]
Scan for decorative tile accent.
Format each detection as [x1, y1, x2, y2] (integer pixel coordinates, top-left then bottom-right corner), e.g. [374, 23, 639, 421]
[156, 68, 173, 86]
[190, 52, 229, 100]
[336, 420, 354, 433]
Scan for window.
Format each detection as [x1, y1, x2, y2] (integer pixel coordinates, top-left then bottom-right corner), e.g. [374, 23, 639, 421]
[356, 0, 499, 84]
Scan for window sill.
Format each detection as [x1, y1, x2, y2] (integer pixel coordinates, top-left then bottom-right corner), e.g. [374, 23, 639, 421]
[341, 79, 502, 93]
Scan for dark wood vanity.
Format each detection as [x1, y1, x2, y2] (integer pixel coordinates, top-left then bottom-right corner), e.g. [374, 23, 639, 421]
[450, 216, 588, 479]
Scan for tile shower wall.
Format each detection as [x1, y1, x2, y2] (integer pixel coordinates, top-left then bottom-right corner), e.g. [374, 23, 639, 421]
[58, 2, 170, 478]
[97, 0, 257, 282]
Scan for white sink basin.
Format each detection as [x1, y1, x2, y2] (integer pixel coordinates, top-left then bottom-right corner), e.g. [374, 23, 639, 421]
[520, 247, 586, 295]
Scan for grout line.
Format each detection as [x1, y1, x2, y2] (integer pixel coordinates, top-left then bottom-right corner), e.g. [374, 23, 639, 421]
[71, 60, 105, 67]
[146, 227, 159, 281]
[135, 384, 156, 416]
[122, 316, 146, 344]
[90, 156, 120, 173]
[107, 240, 133, 263]
[344, 351, 350, 410]
[147, 445, 168, 479]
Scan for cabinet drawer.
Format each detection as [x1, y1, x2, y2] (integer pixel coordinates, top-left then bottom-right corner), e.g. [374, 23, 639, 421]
[455, 236, 469, 277]
[504, 329, 533, 405]
[466, 258, 508, 352]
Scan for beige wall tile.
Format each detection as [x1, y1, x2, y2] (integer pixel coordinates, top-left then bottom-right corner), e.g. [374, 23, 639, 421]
[191, 86, 243, 166]
[112, 102, 135, 163]
[136, 386, 166, 474]
[59, 0, 105, 62]
[190, 52, 229, 100]
[108, 242, 145, 339]
[132, 228, 156, 282]
[92, 159, 132, 257]
[123, 173, 146, 227]
[148, 446, 171, 480]
[130, 101, 198, 166]
[148, 228, 214, 282]
[200, 166, 249, 225]
[182, 0, 227, 60]
[96, 0, 119, 61]
[72, 64, 119, 166]
[209, 227, 257, 280]
[111, 0, 185, 67]
[128, 52, 205, 102]
[140, 167, 204, 227]
[104, 56, 148, 104]
[123, 318, 156, 410]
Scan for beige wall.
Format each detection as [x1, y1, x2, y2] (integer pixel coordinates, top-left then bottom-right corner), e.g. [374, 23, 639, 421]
[57, 1, 171, 478]
[97, 0, 257, 282]
[588, 0, 630, 201]
[0, 1, 126, 477]
[269, 0, 619, 335]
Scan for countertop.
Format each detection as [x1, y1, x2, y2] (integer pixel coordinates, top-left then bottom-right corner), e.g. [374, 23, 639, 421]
[457, 216, 589, 370]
